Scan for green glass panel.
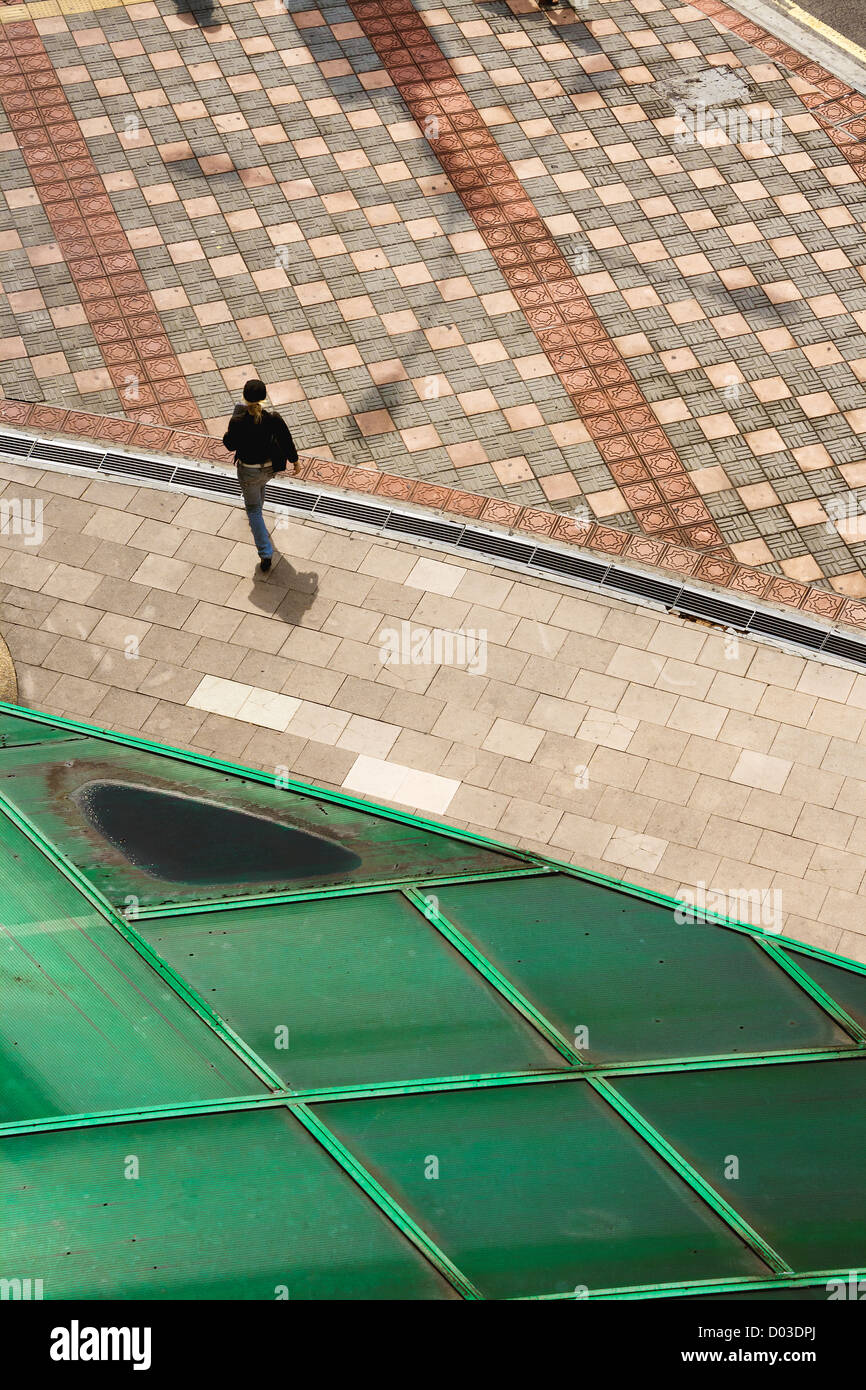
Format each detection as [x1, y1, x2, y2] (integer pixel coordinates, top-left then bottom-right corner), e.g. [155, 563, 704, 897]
[0, 737, 519, 909]
[0, 711, 86, 749]
[138, 893, 562, 1089]
[0, 816, 264, 1122]
[318, 1081, 764, 1297]
[783, 949, 866, 1033]
[690, 1285, 838, 1301]
[618, 1060, 866, 1272]
[433, 876, 848, 1061]
[2, 1108, 454, 1299]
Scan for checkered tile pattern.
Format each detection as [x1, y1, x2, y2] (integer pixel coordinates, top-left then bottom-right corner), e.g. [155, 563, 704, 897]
[5, 394, 866, 633]
[0, 0, 865, 589]
[0, 19, 201, 425]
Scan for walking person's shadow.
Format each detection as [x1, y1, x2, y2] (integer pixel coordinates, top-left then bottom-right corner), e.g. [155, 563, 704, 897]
[244, 551, 319, 628]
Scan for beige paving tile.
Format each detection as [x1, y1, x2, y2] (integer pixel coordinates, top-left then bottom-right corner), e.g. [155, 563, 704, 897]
[404, 556, 464, 596]
[446, 783, 509, 830]
[594, 786, 657, 834]
[128, 518, 185, 557]
[130, 553, 193, 593]
[482, 717, 544, 762]
[807, 697, 866, 742]
[188, 636, 247, 680]
[389, 728, 454, 773]
[236, 686, 301, 733]
[89, 613, 151, 651]
[603, 827, 668, 874]
[82, 507, 142, 545]
[731, 749, 793, 794]
[342, 754, 459, 814]
[286, 739, 351, 788]
[627, 721, 689, 765]
[286, 700, 351, 745]
[806, 845, 866, 894]
[90, 649, 156, 693]
[499, 798, 561, 844]
[45, 673, 109, 718]
[337, 713, 401, 758]
[527, 694, 585, 736]
[796, 664, 857, 703]
[178, 565, 240, 605]
[719, 710, 780, 754]
[183, 600, 244, 641]
[231, 650, 293, 691]
[91, 686, 159, 731]
[549, 812, 615, 859]
[188, 673, 252, 720]
[43, 637, 104, 680]
[579, 706, 638, 751]
[138, 662, 205, 705]
[587, 746, 647, 792]
[138, 625, 198, 666]
[41, 565, 104, 604]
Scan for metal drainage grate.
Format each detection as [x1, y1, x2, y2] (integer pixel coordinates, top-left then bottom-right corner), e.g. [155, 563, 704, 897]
[3, 428, 866, 672]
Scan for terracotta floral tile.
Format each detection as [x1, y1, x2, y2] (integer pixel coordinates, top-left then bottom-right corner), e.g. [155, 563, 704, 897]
[765, 577, 810, 609]
[375, 473, 415, 500]
[730, 567, 771, 599]
[342, 466, 380, 493]
[624, 536, 667, 566]
[305, 458, 347, 486]
[662, 544, 701, 576]
[516, 508, 557, 537]
[801, 589, 845, 621]
[0, 400, 32, 425]
[447, 490, 487, 519]
[552, 516, 595, 545]
[130, 423, 173, 452]
[27, 404, 69, 432]
[479, 497, 522, 527]
[406, 481, 451, 509]
[841, 600, 866, 631]
[694, 555, 737, 587]
[590, 526, 630, 556]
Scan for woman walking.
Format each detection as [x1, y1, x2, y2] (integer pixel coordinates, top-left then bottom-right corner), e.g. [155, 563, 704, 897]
[223, 379, 299, 572]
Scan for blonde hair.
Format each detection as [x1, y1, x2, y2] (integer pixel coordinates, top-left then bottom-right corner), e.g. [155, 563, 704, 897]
[246, 400, 263, 423]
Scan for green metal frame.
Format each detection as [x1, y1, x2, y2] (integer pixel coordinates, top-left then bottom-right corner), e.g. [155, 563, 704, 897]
[2, 698, 865, 1301]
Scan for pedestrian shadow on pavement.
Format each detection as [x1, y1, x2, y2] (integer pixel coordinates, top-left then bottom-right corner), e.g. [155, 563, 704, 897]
[244, 556, 319, 628]
[174, 0, 218, 26]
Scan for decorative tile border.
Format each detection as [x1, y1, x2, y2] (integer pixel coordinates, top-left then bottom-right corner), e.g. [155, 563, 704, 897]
[693, 1, 866, 175]
[2, 395, 863, 634]
[0, 18, 202, 428]
[345, 0, 729, 555]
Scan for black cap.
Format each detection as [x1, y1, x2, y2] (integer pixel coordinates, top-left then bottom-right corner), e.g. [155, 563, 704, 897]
[243, 378, 267, 402]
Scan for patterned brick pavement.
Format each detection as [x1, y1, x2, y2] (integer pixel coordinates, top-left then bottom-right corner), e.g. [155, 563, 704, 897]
[4, 393, 865, 629]
[3, 451, 866, 961]
[1, 0, 866, 588]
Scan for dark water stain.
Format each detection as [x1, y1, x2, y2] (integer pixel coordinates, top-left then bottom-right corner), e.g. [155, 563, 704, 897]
[71, 781, 361, 885]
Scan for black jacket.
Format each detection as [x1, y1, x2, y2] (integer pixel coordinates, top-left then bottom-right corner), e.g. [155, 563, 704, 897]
[223, 405, 298, 471]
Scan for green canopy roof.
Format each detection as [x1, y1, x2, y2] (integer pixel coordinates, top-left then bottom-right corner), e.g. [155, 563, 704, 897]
[1, 699, 863, 1301]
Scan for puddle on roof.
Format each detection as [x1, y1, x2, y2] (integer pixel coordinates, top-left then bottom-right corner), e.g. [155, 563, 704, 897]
[72, 780, 361, 885]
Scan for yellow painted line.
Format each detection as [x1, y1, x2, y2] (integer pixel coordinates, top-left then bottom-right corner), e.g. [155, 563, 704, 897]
[743, 0, 866, 68]
[0, 0, 146, 23]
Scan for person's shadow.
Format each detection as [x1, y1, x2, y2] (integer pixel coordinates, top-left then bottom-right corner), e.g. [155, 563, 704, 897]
[174, 0, 217, 26]
[243, 552, 319, 627]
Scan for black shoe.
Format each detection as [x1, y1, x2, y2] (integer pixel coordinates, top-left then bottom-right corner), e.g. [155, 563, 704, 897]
[260, 556, 272, 573]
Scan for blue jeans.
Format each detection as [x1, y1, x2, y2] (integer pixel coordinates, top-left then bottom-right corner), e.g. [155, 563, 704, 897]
[238, 463, 273, 559]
